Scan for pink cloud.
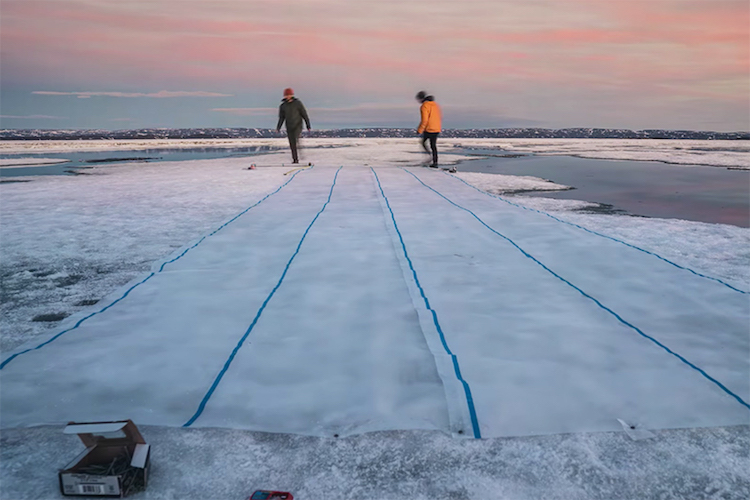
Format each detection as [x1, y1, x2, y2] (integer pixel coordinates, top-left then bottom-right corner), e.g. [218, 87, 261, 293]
[2, 0, 746, 129]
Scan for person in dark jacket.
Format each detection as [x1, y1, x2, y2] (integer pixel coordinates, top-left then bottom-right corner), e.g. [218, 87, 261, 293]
[276, 88, 311, 164]
[416, 90, 441, 167]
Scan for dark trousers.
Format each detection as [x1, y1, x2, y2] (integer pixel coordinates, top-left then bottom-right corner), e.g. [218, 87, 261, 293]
[287, 127, 302, 163]
[421, 132, 439, 165]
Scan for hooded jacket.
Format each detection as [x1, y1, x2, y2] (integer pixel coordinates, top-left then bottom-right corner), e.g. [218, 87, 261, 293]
[277, 97, 311, 131]
[417, 96, 441, 134]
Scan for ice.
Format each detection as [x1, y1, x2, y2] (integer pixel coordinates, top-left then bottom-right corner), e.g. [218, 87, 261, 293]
[444, 170, 750, 289]
[2, 424, 749, 499]
[2, 166, 747, 435]
[3, 137, 746, 169]
[0, 137, 472, 164]
[0, 158, 299, 352]
[452, 171, 570, 194]
[378, 168, 749, 435]
[0, 158, 70, 168]
[448, 138, 750, 169]
[1, 139, 749, 499]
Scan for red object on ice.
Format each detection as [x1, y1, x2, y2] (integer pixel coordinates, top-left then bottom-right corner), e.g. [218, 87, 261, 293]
[248, 491, 293, 500]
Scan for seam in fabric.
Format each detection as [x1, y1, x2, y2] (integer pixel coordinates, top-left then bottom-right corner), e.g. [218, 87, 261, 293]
[372, 168, 482, 438]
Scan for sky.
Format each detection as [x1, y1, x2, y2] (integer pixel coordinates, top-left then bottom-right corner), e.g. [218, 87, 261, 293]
[1, 0, 748, 131]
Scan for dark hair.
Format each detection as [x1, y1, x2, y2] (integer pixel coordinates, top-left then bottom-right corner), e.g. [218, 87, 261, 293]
[415, 91, 427, 101]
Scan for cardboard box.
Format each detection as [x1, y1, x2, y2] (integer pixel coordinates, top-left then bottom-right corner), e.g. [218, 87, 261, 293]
[59, 420, 150, 497]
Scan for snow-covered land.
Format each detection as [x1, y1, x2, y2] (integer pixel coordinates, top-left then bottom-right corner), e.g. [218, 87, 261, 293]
[1, 139, 748, 499]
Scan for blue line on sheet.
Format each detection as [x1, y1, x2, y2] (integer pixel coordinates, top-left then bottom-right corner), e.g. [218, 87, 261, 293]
[0, 169, 308, 370]
[183, 167, 342, 427]
[444, 171, 747, 294]
[371, 168, 482, 438]
[405, 168, 750, 411]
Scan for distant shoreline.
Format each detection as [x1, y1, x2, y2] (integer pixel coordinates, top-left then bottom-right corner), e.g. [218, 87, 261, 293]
[1, 127, 748, 141]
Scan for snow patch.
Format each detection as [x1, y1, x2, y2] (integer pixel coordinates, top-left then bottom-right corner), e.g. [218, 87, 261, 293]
[453, 171, 570, 194]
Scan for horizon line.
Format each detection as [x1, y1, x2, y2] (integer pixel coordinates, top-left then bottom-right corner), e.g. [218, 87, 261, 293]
[1, 126, 749, 134]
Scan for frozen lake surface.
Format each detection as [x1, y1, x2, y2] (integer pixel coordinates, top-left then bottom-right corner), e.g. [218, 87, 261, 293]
[3, 138, 747, 228]
[0, 145, 279, 177]
[3, 165, 747, 435]
[1, 139, 748, 499]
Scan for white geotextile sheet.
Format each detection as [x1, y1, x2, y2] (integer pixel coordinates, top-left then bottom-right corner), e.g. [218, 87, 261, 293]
[0, 167, 449, 436]
[1, 166, 748, 439]
[374, 167, 749, 437]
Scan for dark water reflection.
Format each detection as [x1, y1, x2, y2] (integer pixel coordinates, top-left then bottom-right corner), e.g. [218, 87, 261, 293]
[456, 153, 749, 227]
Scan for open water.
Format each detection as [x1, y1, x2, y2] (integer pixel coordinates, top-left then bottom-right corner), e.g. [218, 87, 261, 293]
[456, 152, 749, 227]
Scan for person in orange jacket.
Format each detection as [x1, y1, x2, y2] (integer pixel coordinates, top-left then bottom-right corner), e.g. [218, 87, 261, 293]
[416, 90, 441, 167]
